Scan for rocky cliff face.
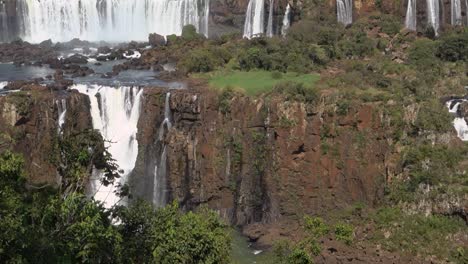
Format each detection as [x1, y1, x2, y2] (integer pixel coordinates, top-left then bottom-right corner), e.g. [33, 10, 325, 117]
[1, 84, 465, 243]
[0, 87, 92, 185]
[130, 86, 394, 245]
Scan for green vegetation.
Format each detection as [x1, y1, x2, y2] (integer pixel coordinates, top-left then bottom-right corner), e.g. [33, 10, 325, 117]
[371, 207, 466, 261]
[271, 216, 354, 263]
[0, 149, 231, 263]
[199, 70, 320, 96]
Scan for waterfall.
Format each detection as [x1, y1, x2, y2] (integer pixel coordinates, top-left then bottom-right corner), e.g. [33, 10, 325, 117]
[56, 99, 67, 134]
[466, 0, 468, 25]
[199, 0, 210, 38]
[405, 0, 417, 31]
[18, 0, 210, 43]
[0, 1, 8, 42]
[426, 0, 440, 34]
[446, 99, 468, 141]
[451, 0, 462, 25]
[281, 4, 291, 36]
[153, 92, 172, 207]
[72, 84, 143, 208]
[0, 81, 7, 89]
[266, 0, 274, 37]
[337, 0, 352, 25]
[243, 0, 265, 39]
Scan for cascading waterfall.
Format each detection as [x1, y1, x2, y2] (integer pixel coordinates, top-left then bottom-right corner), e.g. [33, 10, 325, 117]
[0, 81, 7, 89]
[266, 0, 274, 37]
[337, 0, 352, 26]
[199, 0, 210, 38]
[405, 0, 417, 31]
[0, 1, 8, 42]
[18, 0, 210, 43]
[153, 92, 172, 207]
[281, 4, 291, 36]
[451, 0, 462, 25]
[72, 84, 143, 208]
[243, 0, 265, 39]
[446, 99, 468, 141]
[466, 0, 468, 25]
[426, 0, 440, 34]
[56, 99, 67, 134]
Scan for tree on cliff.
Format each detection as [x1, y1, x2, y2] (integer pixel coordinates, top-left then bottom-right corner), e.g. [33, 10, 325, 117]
[0, 150, 231, 263]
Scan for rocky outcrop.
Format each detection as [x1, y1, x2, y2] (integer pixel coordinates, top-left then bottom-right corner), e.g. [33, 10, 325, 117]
[0, 85, 91, 185]
[131, 87, 393, 245]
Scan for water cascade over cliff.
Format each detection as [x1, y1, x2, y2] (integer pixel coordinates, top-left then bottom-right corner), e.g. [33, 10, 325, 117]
[56, 99, 67, 134]
[0, 1, 8, 42]
[72, 84, 143, 208]
[426, 0, 440, 34]
[17, 0, 210, 42]
[153, 92, 172, 207]
[266, 0, 274, 37]
[451, 0, 462, 25]
[337, 0, 352, 25]
[446, 99, 468, 141]
[405, 0, 417, 30]
[243, 0, 265, 38]
[281, 4, 291, 36]
[466, 0, 468, 25]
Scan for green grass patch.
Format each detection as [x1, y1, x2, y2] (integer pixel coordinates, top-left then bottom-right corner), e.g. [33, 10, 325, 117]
[195, 70, 320, 96]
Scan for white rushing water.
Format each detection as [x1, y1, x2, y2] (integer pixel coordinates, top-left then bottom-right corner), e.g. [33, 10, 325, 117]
[337, 0, 352, 25]
[153, 92, 172, 207]
[405, 0, 417, 31]
[0, 1, 8, 41]
[451, 0, 462, 25]
[243, 0, 265, 39]
[18, 0, 210, 42]
[266, 0, 274, 37]
[281, 4, 291, 36]
[446, 99, 468, 141]
[72, 84, 143, 208]
[0, 81, 7, 89]
[426, 0, 440, 35]
[56, 99, 67, 134]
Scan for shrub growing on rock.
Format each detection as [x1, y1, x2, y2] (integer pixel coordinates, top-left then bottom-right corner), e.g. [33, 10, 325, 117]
[436, 30, 468, 62]
[181, 24, 203, 41]
[179, 48, 223, 73]
[273, 81, 319, 104]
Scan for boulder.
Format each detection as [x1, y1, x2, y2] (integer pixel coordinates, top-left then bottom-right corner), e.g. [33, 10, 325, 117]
[148, 33, 166, 47]
[64, 54, 88, 64]
[97, 46, 112, 54]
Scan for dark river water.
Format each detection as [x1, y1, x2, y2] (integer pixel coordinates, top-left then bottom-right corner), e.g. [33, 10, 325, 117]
[0, 60, 183, 88]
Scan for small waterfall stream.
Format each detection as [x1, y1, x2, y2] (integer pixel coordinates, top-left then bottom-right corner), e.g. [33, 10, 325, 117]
[72, 84, 143, 208]
[266, 0, 274, 37]
[466, 0, 468, 25]
[337, 0, 352, 25]
[426, 0, 440, 34]
[446, 99, 468, 141]
[0, 1, 8, 42]
[281, 4, 291, 36]
[451, 0, 462, 25]
[243, 0, 265, 39]
[153, 92, 172, 207]
[405, 0, 417, 30]
[56, 99, 67, 134]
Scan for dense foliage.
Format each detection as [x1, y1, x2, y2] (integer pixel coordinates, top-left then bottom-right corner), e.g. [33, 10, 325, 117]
[0, 151, 231, 263]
